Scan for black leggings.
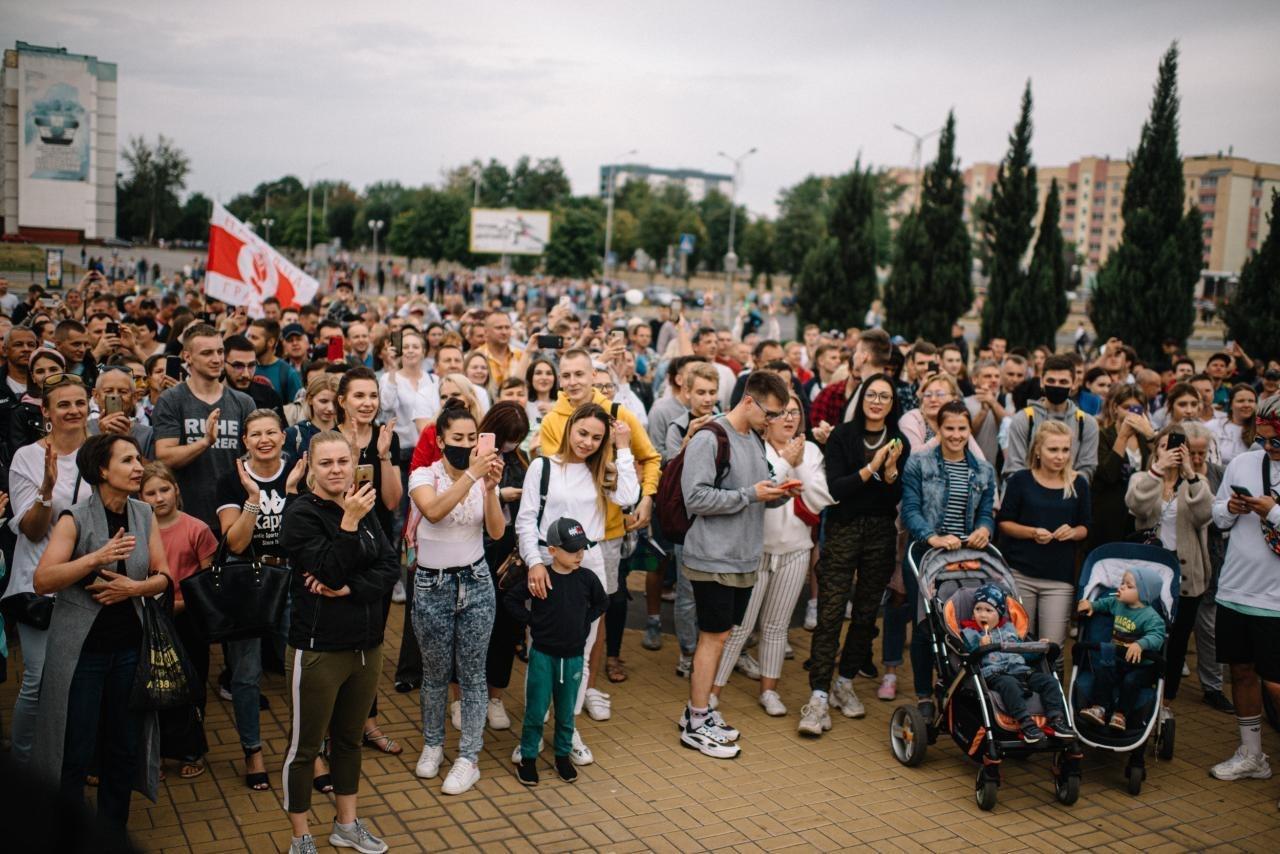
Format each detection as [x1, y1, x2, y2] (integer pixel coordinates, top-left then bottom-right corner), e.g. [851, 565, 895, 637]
[484, 535, 521, 690]
[1164, 593, 1202, 700]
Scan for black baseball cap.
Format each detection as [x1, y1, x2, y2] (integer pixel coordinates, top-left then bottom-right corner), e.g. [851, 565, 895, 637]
[1265, 369, 1280, 381]
[545, 517, 593, 552]
[281, 323, 306, 340]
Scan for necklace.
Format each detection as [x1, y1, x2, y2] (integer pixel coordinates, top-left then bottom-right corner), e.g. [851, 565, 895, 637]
[863, 428, 887, 451]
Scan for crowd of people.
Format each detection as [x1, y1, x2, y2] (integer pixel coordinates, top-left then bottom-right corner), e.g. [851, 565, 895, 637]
[0, 266, 1279, 852]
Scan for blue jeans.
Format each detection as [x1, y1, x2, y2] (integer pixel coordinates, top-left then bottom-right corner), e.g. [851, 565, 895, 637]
[413, 560, 495, 762]
[225, 637, 262, 751]
[673, 545, 696, 656]
[11, 621, 48, 764]
[62, 646, 144, 827]
[881, 549, 934, 699]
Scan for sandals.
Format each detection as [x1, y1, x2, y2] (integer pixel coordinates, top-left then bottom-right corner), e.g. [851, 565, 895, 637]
[244, 748, 270, 791]
[362, 728, 403, 755]
[606, 657, 628, 683]
[179, 762, 206, 780]
[313, 774, 334, 794]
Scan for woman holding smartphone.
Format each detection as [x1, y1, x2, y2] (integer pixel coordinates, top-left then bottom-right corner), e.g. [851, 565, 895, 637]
[1092, 384, 1154, 547]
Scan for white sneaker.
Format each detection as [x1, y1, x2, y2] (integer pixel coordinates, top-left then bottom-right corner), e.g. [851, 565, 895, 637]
[1210, 746, 1272, 781]
[784, 642, 795, 660]
[735, 653, 762, 681]
[570, 729, 594, 765]
[845, 601, 852, 619]
[831, 680, 866, 719]
[798, 697, 832, 736]
[584, 688, 612, 721]
[512, 737, 543, 765]
[450, 700, 461, 730]
[708, 693, 720, 711]
[680, 720, 741, 759]
[675, 705, 740, 741]
[759, 690, 787, 716]
[414, 744, 443, 779]
[487, 697, 511, 730]
[1181, 662, 1191, 677]
[391, 579, 406, 604]
[804, 599, 818, 631]
[675, 654, 692, 678]
[441, 757, 480, 795]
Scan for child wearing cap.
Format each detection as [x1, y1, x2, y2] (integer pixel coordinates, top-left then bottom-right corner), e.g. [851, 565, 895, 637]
[960, 584, 1073, 743]
[1076, 568, 1167, 732]
[505, 517, 609, 786]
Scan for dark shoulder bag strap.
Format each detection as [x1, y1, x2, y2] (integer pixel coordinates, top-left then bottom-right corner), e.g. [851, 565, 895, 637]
[535, 458, 553, 546]
[1265, 452, 1274, 498]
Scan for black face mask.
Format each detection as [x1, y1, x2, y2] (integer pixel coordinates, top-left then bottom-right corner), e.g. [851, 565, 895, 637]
[442, 443, 473, 471]
[1043, 385, 1071, 406]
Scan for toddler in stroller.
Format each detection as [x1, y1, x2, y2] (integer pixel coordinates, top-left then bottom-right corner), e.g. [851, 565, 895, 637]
[1076, 567, 1168, 732]
[960, 584, 1075, 744]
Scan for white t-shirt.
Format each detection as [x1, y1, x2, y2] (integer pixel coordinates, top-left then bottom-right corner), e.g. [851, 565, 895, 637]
[4, 442, 90, 600]
[407, 461, 487, 568]
[379, 370, 440, 450]
[0, 291, 19, 314]
[1157, 496, 1179, 552]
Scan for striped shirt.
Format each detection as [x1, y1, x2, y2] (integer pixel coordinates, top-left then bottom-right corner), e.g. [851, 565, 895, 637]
[941, 459, 970, 536]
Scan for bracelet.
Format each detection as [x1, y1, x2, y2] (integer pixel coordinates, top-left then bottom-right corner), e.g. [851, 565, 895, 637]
[379, 453, 392, 462]
[464, 471, 479, 484]
[243, 500, 261, 514]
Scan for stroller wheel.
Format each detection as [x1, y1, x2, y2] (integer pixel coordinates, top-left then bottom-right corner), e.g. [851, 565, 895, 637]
[975, 778, 998, 811]
[1157, 718, 1175, 761]
[1126, 765, 1144, 795]
[889, 705, 928, 767]
[1054, 773, 1080, 806]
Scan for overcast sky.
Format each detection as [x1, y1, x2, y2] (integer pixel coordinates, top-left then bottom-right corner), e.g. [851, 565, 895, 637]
[8, 0, 1280, 216]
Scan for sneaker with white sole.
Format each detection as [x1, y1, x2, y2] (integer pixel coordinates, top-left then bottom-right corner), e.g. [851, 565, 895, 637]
[569, 729, 594, 765]
[675, 654, 692, 678]
[708, 693, 720, 711]
[642, 621, 663, 650]
[1210, 746, 1272, 781]
[784, 642, 795, 660]
[877, 674, 898, 701]
[759, 690, 787, 716]
[441, 757, 480, 795]
[680, 719, 741, 759]
[414, 744, 443, 779]
[804, 599, 818, 631]
[584, 688, 612, 721]
[450, 699, 461, 730]
[513, 737, 543, 765]
[329, 818, 388, 854]
[675, 705, 740, 741]
[391, 579, 406, 604]
[797, 697, 832, 736]
[290, 834, 318, 854]
[735, 653, 762, 681]
[487, 697, 511, 730]
[831, 680, 866, 719]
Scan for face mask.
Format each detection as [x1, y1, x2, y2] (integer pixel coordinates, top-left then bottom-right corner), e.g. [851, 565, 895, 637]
[442, 443, 473, 471]
[1043, 385, 1070, 406]
[501, 440, 519, 453]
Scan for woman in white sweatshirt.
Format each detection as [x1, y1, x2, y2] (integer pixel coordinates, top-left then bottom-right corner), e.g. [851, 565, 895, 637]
[710, 391, 834, 716]
[514, 401, 639, 766]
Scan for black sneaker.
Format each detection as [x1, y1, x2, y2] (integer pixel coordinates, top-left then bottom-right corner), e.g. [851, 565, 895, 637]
[917, 700, 936, 723]
[517, 757, 539, 787]
[858, 662, 879, 680]
[1019, 719, 1046, 744]
[394, 680, 420, 694]
[1047, 716, 1075, 739]
[1202, 689, 1236, 714]
[554, 754, 578, 783]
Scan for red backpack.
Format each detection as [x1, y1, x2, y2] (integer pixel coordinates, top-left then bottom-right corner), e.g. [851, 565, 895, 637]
[655, 420, 731, 545]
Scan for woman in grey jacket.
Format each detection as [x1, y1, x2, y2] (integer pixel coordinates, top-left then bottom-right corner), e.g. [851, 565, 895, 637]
[32, 433, 170, 833]
[1125, 423, 1213, 717]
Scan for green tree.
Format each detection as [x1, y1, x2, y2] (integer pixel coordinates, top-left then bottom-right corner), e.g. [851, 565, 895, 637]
[118, 134, 190, 243]
[980, 82, 1039, 346]
[795, 237, 846, 328]
[1223, 190, 1280, 361]
[511, 156, 571, 209]
[885, 111, 972, 343]
[545, 206, 603, 277]
[1020, 178, 1070, 347]
[637, 201, 682, 263]
[608, 209, 640, 267]
[1089, 43, 1203, 361]
[174, 192, 212, 242]
[773, 175, 833, 273]
[824, 158, 880, 325]
[740, 217, 776, 286]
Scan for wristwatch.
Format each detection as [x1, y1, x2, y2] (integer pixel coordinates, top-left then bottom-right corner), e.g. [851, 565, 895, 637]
[37, 496, 53, 508]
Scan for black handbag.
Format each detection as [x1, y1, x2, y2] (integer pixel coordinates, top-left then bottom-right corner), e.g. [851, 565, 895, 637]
[179, 539, 290, 641]
[2, 592, 55, 630]
[130, 583, 199, 711]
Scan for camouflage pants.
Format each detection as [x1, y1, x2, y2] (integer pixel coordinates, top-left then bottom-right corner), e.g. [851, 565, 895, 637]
[808, 515, 898, 692]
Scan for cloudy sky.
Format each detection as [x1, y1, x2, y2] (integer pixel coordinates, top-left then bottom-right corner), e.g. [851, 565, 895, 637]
[8, 0, 1280, 215]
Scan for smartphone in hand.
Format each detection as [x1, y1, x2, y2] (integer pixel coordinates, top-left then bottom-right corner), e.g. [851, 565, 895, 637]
[476, 432, 496, 458]
[356, 464, 374, 488]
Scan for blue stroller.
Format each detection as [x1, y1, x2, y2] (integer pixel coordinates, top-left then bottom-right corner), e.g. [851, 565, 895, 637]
[1069, 543, 1179, 795]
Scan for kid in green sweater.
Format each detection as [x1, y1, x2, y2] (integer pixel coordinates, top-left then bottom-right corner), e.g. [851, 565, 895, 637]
[1076, 567, 1168, 731]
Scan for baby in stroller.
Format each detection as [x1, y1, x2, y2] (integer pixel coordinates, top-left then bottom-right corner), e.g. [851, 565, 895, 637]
[960, 584, 1075, 743]
[1076, 568, 1168, 732]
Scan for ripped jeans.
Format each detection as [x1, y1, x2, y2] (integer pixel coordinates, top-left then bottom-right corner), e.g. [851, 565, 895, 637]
[413, 559, 495, 763]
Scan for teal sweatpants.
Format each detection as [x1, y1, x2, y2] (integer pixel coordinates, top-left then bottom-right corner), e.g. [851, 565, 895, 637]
[520, 648, 582, 759]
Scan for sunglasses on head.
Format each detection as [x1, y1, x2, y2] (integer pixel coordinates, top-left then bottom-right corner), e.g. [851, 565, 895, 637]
[42, 372, 86, 391]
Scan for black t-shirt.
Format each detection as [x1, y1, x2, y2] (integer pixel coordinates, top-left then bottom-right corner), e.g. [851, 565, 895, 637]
[354, 427, 400, 548]
[82, 505, 143, 652]
[215, 457, 294, 557]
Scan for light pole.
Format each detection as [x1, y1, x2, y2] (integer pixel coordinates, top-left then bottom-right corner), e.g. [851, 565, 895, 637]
[603, 148, 638, 278]
[261, 217, 275, 244]
[306, 161, 332, 258]
[368, 218, 385, 295]
[471, 163, 482, 207]
[892, 123, 942, 209]
[718, 146, 757, 325]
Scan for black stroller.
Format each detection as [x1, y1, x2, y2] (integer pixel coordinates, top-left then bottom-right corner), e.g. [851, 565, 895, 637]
[888, 544, 1082, 810]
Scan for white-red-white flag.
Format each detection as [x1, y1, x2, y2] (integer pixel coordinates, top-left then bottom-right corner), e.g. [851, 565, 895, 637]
[205, 202, 318, 316]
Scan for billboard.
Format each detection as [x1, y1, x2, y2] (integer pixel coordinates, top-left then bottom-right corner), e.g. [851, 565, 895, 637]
[469, 208, 552, 255]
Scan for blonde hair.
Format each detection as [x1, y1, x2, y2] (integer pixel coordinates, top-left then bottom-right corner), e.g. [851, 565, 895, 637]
[440, 373, 487, 418]
[305, 372, 340, 401]
[1029, 419, 1078, 498]
[305, 429, 353, 492]
[920, 372, 962, 400]
[685, 361, 720, 389]
[141, 461, 182, 510]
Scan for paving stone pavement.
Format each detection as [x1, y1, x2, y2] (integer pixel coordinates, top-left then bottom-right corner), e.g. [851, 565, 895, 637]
[3, 588, 1278, 852]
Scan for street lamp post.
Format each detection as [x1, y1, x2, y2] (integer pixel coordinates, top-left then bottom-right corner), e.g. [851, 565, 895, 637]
[892, 123, 942, 209]
[306, 161, 332, 259]
[368, 218, 385, 295]
[717, 147, 757, 325]
[603, 149, 638, 278]
[261, 217, 276, 244]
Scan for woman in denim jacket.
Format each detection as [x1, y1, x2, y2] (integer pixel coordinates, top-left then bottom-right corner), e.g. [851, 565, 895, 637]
[898, 401, 997, 718]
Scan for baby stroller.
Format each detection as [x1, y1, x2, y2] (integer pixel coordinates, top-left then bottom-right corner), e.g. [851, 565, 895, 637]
[888, 544, 1082, 811]
[1069, 542, 1179, 795]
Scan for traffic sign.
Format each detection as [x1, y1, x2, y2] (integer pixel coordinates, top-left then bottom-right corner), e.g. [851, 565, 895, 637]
[679, 233, 696, 254]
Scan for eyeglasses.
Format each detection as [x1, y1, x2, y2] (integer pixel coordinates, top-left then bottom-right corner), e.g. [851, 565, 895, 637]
[96, 363, 132, 376]
[781, 409, 802, 419]
[226, 360, 258, 372]
[42, 372, 86, 391]
[864, 391, 894, 403]
[751, 397, 785, 422]
[921, 391, 952, 400]
[593, 383, 617, 394]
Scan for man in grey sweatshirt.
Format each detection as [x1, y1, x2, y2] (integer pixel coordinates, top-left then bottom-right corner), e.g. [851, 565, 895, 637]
[678, 370, 794, 758]
[1003, 353, 1099, 482]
